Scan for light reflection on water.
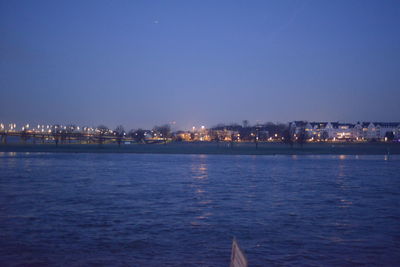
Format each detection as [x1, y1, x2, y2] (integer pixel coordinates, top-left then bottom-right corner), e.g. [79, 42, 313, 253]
[336, 167, 351, 209]
[190, 155, 212, 226]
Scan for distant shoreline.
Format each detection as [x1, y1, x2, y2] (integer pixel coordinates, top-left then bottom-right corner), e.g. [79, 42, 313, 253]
[1, 142, 399, 155]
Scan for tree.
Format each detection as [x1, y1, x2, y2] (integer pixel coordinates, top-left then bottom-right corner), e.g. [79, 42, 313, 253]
[385, 131, 395, 142]
[258, 130, 268, 141]
[153, 124, 171, 145]
[254, 130, 259, 149]
[114, 125, 125, 146]
[131, 129, 146, 143]
[321, 131, 329, 142]
[230, 133, 239, 148]
[282, 129, 294, 148]
[174, 135, 183, 142]
[239, 127, 252, 142]
[262, 122, 284, 138]
[210, 130, 220, 142]
[296, 127, 307, 147]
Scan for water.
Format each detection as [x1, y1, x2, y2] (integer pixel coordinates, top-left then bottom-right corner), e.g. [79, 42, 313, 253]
[0, 153, 399, 266]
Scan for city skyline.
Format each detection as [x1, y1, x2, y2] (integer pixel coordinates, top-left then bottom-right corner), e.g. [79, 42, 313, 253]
[1, 0, 400, 130]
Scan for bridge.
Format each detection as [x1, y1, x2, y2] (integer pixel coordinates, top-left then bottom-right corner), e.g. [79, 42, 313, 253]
[1, 131, 124, 144]
[0, 123, 172, 145]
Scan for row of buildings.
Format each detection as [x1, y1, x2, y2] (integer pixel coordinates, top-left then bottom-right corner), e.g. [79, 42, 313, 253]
[290, 121, 400, 141]
[2, 121, 400, 143]
[174, 121, 400, 142]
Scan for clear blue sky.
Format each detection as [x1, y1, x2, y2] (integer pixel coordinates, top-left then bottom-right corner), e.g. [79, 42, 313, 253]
[1, 0, 399, 130]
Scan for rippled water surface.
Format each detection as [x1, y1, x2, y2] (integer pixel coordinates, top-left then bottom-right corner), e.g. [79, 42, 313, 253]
[0, 153, 399, 266]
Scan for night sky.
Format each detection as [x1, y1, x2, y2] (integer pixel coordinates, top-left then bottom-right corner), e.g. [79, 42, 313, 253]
[1, 0, 399, 130]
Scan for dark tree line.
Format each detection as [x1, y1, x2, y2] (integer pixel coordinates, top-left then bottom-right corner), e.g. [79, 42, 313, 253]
[210, 121, 312, 148]
[210, 121, 288, 142]
[153, 124, 171, 145]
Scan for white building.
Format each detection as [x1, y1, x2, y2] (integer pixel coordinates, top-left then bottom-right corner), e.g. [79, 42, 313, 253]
[304, 121, 355, 140]
[290, 121, 400, 141]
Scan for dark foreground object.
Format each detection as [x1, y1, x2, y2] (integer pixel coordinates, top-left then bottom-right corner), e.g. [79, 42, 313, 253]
[0, 142, 399, 155]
